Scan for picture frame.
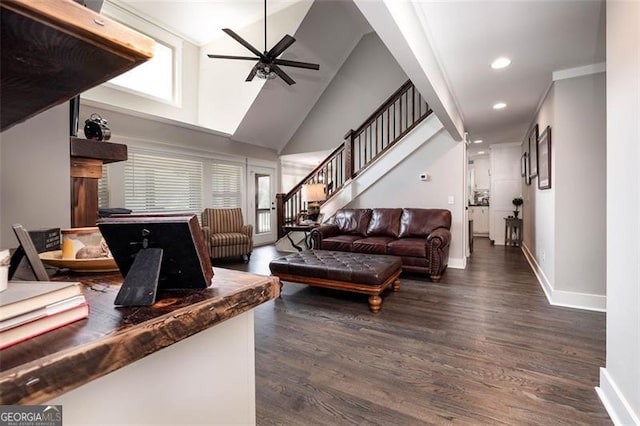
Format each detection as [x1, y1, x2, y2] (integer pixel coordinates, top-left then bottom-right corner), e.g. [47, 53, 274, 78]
[537, 126, 551, 190]
[520, 152, 527, 177]
[9, 224, 50, 281]
[528, 124, 539, 179]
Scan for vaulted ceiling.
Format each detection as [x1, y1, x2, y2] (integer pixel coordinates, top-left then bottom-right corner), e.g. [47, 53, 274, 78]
[114, 0, 606, 156]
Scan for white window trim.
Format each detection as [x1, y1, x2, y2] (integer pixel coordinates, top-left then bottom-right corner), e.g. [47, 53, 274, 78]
[100, 0, 183, 107]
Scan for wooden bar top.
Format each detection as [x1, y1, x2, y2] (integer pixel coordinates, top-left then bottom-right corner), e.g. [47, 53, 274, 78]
[0, 268, 280, 405]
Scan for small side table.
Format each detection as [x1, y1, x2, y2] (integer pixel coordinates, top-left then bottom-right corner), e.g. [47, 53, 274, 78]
[504, 218, 523, 247]
[282, 225, 317, 251]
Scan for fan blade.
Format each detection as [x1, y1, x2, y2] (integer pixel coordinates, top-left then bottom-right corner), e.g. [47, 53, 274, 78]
[246, 64, 259, 82]
[273, 59, 320, 70]
[267, 34, 296, 59]
[222, 28, 266, 59]
[271, 64, 295, 85]
[207, 54, 260, 61]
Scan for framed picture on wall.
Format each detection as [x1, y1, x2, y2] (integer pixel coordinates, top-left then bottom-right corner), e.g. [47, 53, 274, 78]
[537, 126, 552, 190]
[521, 152, 527, 177]
[528, 124, 539, 178]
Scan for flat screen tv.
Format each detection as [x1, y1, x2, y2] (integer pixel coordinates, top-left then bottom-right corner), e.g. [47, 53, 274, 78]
[98, 214, 213, 306]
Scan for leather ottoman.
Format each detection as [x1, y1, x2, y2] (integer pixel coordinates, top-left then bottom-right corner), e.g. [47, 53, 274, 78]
[269, 250, 402, 312]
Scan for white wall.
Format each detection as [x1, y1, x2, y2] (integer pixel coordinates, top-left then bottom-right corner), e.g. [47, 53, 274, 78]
[0, 104, 71, 247]
[345, 127, 466, 267]
[282, 32, 407, 155]
[554, 73, 606, 296]
[522, 85, 556, 301]
[80, 104, 279, 162]
[597, 1, 640, 424]
[522, 71, 606, 310]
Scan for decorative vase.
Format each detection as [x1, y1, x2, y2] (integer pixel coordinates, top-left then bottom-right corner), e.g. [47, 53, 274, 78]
[513, 210, 520, 218]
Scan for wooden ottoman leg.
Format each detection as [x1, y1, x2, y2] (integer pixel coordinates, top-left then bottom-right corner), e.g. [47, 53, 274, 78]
[368, 294, 382, 313]
[392, 278, 401, 292]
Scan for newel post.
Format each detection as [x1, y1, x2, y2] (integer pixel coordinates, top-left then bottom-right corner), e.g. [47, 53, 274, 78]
[276, 193, 285, 239]
[344, 129, 354, 180]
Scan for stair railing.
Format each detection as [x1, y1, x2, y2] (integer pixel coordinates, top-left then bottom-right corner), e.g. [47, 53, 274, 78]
[276, 80, 432, 238]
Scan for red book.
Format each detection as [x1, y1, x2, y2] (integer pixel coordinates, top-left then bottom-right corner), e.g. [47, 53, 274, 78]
[0, 302, 89, 350]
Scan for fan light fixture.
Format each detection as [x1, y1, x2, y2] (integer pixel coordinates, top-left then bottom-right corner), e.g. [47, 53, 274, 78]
[256, 65, 276, 80]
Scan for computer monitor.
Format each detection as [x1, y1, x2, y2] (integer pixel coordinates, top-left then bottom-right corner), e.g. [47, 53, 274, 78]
[97, 214, 213, 306]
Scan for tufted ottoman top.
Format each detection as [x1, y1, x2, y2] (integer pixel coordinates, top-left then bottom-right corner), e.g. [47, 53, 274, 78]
[269, 250, 402, 285]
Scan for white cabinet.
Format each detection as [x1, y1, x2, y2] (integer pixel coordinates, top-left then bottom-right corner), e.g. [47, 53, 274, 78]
[473, 156, 491, 189]
[470, 206, 489, 234]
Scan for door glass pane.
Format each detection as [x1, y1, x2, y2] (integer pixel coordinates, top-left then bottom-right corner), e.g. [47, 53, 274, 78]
[255, 174, 271, 234]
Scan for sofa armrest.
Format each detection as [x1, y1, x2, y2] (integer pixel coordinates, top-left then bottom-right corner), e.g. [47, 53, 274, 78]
[310, 224, 340, 248]
[241, 224, 253, 237]
[427, 228, 451, 248]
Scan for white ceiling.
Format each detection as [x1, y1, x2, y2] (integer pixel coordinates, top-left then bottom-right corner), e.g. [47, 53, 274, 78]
[416, 0, 605, 156]
[113, 0, 606, 158]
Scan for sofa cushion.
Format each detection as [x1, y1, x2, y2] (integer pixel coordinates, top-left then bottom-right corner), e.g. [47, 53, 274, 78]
[352, 237, 395, 254]
[333, 209, 372, 236]
[319, 235, 361, 252]
[387, 238, 427, 257]
[366, 208, 403, 237]
[399, 209, 452, 238]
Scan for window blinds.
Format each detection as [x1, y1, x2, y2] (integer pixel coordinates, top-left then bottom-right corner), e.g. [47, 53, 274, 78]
[211, 163, 242, 209]
[125, 150, 202, 214]
[98, 164, 109, 208]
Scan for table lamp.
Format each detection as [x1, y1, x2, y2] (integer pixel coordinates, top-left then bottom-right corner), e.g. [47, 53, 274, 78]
[302, 183, 326, 221]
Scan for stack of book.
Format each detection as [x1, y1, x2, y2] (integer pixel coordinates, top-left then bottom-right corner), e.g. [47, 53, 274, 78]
[0, 281, 89, 350]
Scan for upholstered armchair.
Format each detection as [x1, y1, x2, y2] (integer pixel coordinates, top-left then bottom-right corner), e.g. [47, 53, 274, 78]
[201, 208, 253, 262]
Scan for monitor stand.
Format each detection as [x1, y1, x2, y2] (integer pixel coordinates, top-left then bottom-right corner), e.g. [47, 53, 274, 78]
[114, 248, 163, 306]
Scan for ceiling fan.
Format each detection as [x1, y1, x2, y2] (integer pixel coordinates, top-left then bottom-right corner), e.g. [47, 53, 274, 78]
[206, 0, 319, 85]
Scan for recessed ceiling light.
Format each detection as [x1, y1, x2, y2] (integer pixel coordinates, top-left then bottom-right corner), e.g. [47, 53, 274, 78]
[473, 139, 483, 144]
[493, 102, 507, 110]
[491, 57, 511, 69]
[478, 151, 486, 155]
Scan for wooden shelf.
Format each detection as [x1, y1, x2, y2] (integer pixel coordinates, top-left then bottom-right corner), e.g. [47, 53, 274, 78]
[0, 0, 154, 131]
[70, 137, 127, 163]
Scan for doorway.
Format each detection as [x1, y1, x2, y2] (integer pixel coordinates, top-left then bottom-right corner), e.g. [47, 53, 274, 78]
[248, 165, 276, 246]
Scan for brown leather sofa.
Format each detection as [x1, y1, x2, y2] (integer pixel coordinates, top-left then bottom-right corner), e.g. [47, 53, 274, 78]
[310, 208, 452, 281]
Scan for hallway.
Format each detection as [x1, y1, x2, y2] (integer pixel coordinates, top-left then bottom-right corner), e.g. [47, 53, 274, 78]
[224, 238, 610, 425]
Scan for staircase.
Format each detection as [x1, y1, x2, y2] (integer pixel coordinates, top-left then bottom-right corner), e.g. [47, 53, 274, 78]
[275, 80, 433, 239]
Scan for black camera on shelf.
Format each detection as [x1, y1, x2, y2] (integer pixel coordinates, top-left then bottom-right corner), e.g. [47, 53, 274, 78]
[83, 113, 111, 141]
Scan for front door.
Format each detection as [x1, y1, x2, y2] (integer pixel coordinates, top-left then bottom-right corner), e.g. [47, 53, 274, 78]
[248, 166, 276, 246]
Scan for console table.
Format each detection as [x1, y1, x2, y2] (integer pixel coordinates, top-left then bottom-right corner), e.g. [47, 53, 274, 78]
[504, 217, 523, 247]
[282, 224, 317, 251]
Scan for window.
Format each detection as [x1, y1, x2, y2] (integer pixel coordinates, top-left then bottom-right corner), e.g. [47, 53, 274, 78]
[211, 163, 242, 208]
[125, 150, 202, 214]
[101, 1, 180, 104]
[108, 41, 174, 102]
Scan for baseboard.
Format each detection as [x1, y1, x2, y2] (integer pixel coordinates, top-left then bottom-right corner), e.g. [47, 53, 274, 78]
[448, 257, 466, 269]
[521, 243, 606, 312]
[596, 368, 640, 425]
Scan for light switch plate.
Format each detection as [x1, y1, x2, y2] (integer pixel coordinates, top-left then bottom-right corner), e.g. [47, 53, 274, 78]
[448, 196, 454, 205]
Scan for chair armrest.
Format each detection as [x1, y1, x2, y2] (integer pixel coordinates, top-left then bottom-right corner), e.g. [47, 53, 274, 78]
[242, 224, 253, 237]
[427, 228, 451, 248]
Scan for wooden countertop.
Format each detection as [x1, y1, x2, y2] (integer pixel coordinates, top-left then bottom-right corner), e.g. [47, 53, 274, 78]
[0, 268, 280, 405]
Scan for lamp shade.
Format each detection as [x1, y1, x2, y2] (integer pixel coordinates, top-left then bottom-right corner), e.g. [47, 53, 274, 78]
[302, 183, 326, 202]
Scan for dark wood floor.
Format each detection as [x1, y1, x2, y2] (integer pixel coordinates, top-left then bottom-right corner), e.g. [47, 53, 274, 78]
[223, 237, 611, 425]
